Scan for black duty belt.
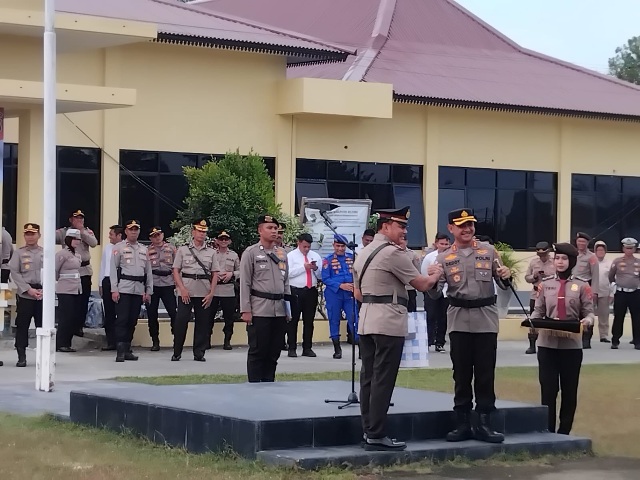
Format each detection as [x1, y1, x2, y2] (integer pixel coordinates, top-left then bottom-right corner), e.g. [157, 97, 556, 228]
[250, 289, 292, 301]
[29, 283, 43, 289]
[80, 260, 90, 267]
[448, 296, 496, 308]
[152, 270, 172, 277]
[361, 295, 408, 308]
[1, 259, 8, 265]
[182, 273, 210, 280]
[119, 273, 146, 283]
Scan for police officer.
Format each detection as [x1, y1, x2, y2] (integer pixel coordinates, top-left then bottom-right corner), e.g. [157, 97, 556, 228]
[55, 210, 97, 337]
[210, 231, 240, 350]
[172, 220, 219, 362]
[572, 232, 599, 349]
[609, 237, 640, 350]
[530, 242, 594, 434]
[523, 242, 556, 354]
[147, 226, 178, 351]
[1, 222, 14, 283]
[55, 229, 83, 354]
[276, 223, 293, 254]
[322, 234, 358, 360]
[111, 220, 153, 362]
[8, 223, 43, 366]
[428, 208, 511, 444]
[239, 215, 291, 383]
[399, 237, 421, 312]
[354, 207, 442, 451]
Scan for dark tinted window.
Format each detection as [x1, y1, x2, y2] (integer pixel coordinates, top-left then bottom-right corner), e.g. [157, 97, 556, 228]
[120, 150, 159, 172]
[393, 165, 422, 184]
[393, 185, 426, 248]
[466, 168, 496, 188]
[327, 161, 358, 181]
[296, 159, 326, 179]
[359, 163, 390, 183]
[528, 172, 555, 190]
[2, 144, 18, 238]
[572, 174, 594, 192]
[57, 147, 100, 170]
[158, 152, 197, 174]
[497, 170, 526, 190]
[439, 166, 465, 187]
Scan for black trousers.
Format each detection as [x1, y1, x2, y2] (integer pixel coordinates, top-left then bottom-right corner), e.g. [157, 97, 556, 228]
[611, 290, 640, 345]
[56, 294, 80, 349]
[247, 316, 287, 383]
[115, 293, 142, 345]
[15, 297, 42, 350]
[76, 275, 91, 333]
[0, 268, 9, 283]
[210, 296, 237, 338]
[173, 298, 210, 358]
[407, 289, 417, 313]
[425, 296, 448, 347]
[359, 333, 405, 439]
[537, 347, 583, 434]
[147, 285, 177, 339]
[288, 286, 318, 351]
[449, 331, 498, 413]
[101, 278, 117, 347]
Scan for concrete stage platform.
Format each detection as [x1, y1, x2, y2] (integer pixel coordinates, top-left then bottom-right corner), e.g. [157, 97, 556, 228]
[69, 381, 591, 469]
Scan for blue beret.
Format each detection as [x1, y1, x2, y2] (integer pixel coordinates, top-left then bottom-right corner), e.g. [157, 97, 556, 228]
[334, 234, 348, 245]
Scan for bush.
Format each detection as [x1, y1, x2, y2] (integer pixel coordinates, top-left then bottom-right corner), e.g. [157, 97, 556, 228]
[494, 241, 524, 288]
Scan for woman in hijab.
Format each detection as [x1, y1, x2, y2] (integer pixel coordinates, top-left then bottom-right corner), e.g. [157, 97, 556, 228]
[530, 242, 594, 435]
[55, 229, 82, 352]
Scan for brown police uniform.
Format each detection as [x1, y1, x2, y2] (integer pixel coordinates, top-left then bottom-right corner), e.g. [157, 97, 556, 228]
[55, 242, 83, 351]
[239, 215, 291, 383]
[1, 226, 14, 283]
[609, 239, 640, 348]
[146, 227, 178, 348]
[211, 238, 240, 349]
[403, 247, 421, 312]
[523, 243, 556, 354]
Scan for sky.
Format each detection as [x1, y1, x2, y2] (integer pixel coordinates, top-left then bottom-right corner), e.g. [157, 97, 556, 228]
[455, 0, 640, 73]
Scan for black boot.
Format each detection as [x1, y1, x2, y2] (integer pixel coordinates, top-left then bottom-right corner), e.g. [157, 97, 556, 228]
[16, 348, 27, 368]
[116, 343, 126, 363]
[223, 334, 232, 350]
[332, 338, 342, 359]
[582, 326, 593, 349]
[150, 337, 160, 352]
[525, 332, 538, 354]
[446, 411, 473, 442]
[124, 343, 139, 361]
[474, 413, 504, 443]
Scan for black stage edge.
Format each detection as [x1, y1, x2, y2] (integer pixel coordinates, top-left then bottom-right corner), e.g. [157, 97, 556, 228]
[69, 381, 592, 468]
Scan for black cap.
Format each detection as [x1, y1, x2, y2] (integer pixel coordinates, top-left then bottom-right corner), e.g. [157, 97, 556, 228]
[125, 220, 141, 229]
[448, 208, 477, 226]
[193, 220, 208, 232]
[575, 232, 591, 242]
[376, 206, 410, 225]
[535, 241, 551, 253]
[70, 209, 85, 218]
[258, 215, 279, 226]
[217, 231, 231, 239]
[278, 222, 286, 233]
[149, 226, 163, 237]
[553, 242, 578, 258]
[23, 223, 40, 233]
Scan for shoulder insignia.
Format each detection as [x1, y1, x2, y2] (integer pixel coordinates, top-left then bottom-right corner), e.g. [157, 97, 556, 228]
[477, 249, 488, 255]
[445, 253, 457, 261]
[541, 274, 555, 282]
[322, 259, 329, 269]
[113, 250, 118, 256]
[589, 256, 597, 265]
[572, 276, 588, 283]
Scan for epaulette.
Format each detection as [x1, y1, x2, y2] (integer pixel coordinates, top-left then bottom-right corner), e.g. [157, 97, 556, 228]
[541, 274, 556, 282]
[572, 276, 589, 283]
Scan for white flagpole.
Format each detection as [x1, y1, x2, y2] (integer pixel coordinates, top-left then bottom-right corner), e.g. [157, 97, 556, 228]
[37, 0, 57, 392]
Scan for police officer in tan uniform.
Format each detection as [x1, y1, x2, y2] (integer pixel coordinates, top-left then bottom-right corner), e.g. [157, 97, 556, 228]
[572, 232, 599, 348]
[240, 215, 291, 383]
[55, 210, 97, 337]
[210, 231, 240, 350]
[428, 208, 511, 444]
[8, 223, 43, 366]
[172, 220, 219, 362]
[354, 207, 442, 451]
[55, 228, 83, 354]
[523, 242, 556, 354]
[147, 226, 177, 351]
[609, 237, 640, 349]
[1, 223, 14, 283]
[398, 237, 421, 312]
[111, 220, 153, 362]
[531, 242, 594, 434]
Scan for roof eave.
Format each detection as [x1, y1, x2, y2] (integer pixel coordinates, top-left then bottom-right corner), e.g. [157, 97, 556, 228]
[394, 94, 640, 123]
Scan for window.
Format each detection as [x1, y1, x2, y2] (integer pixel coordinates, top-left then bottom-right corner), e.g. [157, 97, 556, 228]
[2, 143, 18, 239]
[119, 150, 275, 237]
[438, 167, 557, 250]
[57, 147, 102, 240]
[571, 174, 640, 250]
[295, 159, 426, 248]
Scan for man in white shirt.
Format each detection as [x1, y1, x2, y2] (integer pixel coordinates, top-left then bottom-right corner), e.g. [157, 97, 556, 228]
[99, 224, 123, 351]
[594, 240, 613, 343]
[421, 232, 451, 352]
[286, 233, 322, 357]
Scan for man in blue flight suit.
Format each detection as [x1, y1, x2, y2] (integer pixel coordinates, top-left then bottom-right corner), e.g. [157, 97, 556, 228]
[322, 234, 358, 359]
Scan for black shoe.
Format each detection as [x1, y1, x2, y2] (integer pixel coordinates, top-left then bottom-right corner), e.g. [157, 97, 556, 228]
[223, 343, 232, 351]
[474, 413, 505, 444]
[150, 339, 160, 352]
[364, 436, 406, 451]
[525, 332, 538, 354]
[74, 330, 84, 338]
[600, 338, 611, 343]
[101, 345, 116, 352]
[612, 342, 619, 349]
[194, 356, 206, 362]
[435, 345, 446, 353]
[56, 346, 76, 353]
[116, 343, 126, 363]
[288, 349, 297, 358]
[630, 340, 636, 345]
[171, 355, 181, 361]
[0, 361, 3, 366]
[16, 360, 26, 368]
[301, 349, 316, 357]
[124, 345, 139, 361]
[446, 412, 474, 442]
[16, 349, 27, 368]
[332, 338, 342, 359]
[635, 344, 640, 350]
[205, 344, 212, 350]
[282, 344, 288, 351]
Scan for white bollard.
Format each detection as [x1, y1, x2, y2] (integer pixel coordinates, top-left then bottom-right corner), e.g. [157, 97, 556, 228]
[36, 327, 57, 392]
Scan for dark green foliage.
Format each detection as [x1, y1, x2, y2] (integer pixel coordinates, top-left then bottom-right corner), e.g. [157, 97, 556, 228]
[609, 36, 640, 85]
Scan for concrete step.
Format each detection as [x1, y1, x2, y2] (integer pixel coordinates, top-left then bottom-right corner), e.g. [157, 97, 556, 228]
[257, 432, 592, 469]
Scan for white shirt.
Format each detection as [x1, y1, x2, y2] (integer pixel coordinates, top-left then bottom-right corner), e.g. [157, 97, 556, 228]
[100, 242, 115, 280]
[597, 258, 615, 297]
[421, 249, 448, 297]
[287, 247, 322, 288]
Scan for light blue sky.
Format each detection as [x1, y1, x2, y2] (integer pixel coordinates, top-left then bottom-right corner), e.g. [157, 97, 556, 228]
[456, 0, 640, 73]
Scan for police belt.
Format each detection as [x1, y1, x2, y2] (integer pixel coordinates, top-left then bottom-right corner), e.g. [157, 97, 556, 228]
[80, 260, 90, 267]
[182, 273, 210, 281]
[28, 283, 43, 289]
[361, 294, 408, 308]
[616, 287, 637, 293]
[152, 270, 172, 277]
[119, 273, 146, 283]
[59, 273, 80, 279]
[448, 296, 496, 308]
[250, 289, 292, 301]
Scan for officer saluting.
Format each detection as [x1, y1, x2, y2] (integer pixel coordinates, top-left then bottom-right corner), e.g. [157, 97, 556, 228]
[172, 220, 219, 362]
[322, 234, 358, 360]
[239, 215, 291, 383]
[428, 208, 511, 444]
[147, 226, 178, 351]
[354, 207, 442, 451]
[609, 237, 640, 349]
[111, 220, 153, 362]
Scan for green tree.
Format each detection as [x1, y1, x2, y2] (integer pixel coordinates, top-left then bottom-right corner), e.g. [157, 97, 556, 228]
[172, 150, 279, 254]
[608, 36, 640, 85]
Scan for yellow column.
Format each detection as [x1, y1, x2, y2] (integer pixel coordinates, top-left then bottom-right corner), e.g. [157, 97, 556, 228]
[17, 109, 45, 229]
[557, 119, 572, 240]
[275, 114, 295, 214]
[424, 106, 440, 243]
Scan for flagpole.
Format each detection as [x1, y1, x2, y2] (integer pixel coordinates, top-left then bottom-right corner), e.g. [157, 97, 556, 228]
[37, 0, 57, 392]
